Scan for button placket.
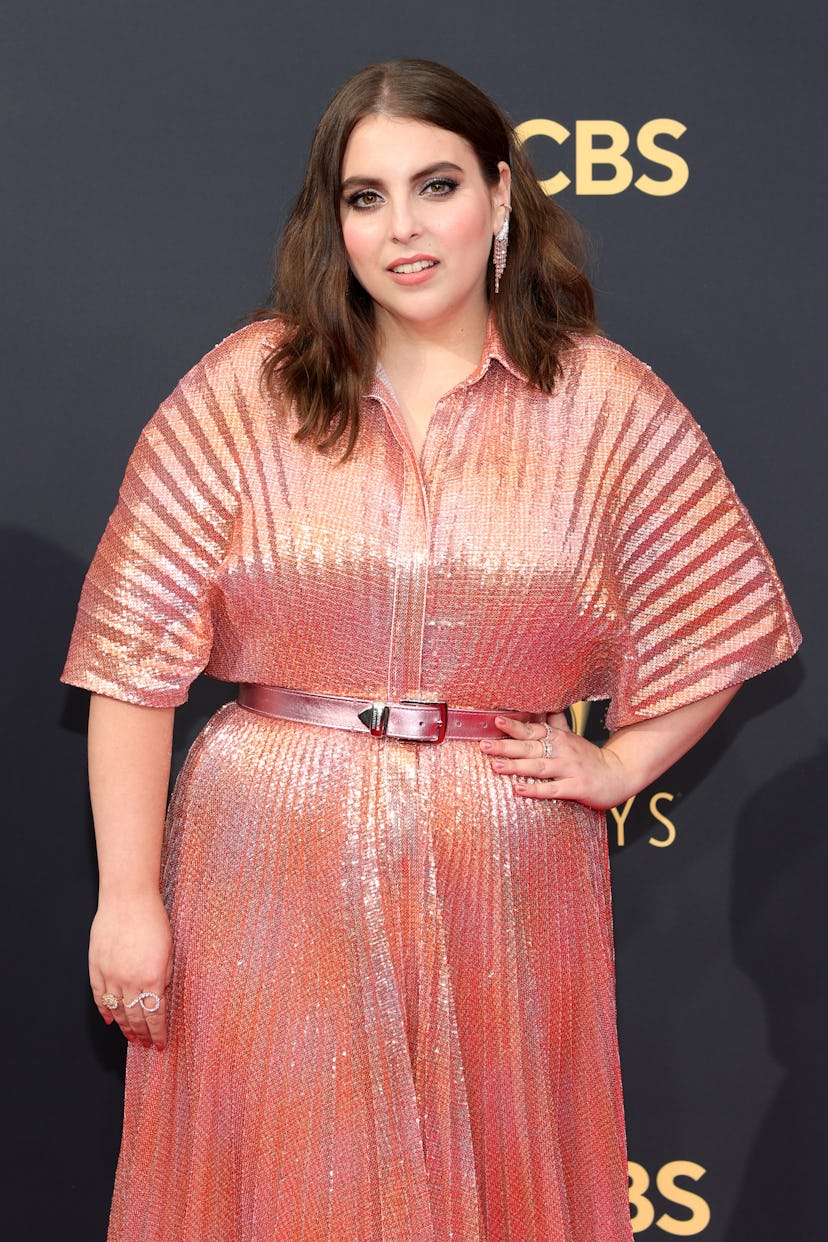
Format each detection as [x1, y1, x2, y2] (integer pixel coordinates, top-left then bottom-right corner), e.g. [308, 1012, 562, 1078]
[368, 392, 432, 702]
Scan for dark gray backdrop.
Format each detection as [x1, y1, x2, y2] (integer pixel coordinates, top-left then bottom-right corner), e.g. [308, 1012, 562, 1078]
[3, 1, 824, 1238]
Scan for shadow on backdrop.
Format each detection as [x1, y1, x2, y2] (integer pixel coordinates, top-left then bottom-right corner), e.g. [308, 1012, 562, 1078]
[726, 738, 827, 1241]
[1, 528, 120, 1238]
[2, 526, 234, 1238]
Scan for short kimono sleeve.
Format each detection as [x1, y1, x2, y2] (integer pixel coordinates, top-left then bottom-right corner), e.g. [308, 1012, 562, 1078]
[61, 360, 240, 707]
[604, 360, 801, 731]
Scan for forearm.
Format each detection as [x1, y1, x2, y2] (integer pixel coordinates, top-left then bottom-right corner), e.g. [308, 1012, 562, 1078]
[601, 684, 741, 800]
[88, 693, 175, 900]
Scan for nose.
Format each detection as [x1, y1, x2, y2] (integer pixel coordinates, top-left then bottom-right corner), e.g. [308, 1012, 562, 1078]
[388, 196, 422, 243]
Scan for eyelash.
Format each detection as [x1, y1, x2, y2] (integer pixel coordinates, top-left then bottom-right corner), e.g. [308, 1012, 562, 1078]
[345, 177, 459, 210]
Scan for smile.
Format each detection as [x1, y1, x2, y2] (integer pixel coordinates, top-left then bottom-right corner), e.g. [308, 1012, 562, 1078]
[389, 260, 437, 274]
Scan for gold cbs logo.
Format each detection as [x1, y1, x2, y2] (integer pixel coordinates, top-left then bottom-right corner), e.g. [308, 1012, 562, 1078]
[629, 1161, 711, 1235]
[515, 118, 689, 196]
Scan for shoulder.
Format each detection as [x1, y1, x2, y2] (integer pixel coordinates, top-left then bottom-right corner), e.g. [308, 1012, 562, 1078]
[180, 317, 285, 393]
[562, 334, 676, 404]
[143, 319, 289, 446]
[557, 333, 702, 442]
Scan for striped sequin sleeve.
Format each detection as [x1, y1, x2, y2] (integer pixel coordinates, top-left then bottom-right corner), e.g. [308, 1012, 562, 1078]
[603, 354, 801, 730]
[61, 344, 244, 707]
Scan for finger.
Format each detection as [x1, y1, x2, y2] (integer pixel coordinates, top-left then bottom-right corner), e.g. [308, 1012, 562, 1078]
[493, 716, 547, 742]
[139, 999, 168, 1051]
[90, 969, 117, 1026]
[491, 755, 558, 779]
[95, 990, 119, 1026]
[99, 984, 136, 1043]
[546, 710, 570, 732]
[514, 778, 562, 801]
[122, 988, 161, 1048]
[482, 737, 541, 759]
[483, 719, 551, 758]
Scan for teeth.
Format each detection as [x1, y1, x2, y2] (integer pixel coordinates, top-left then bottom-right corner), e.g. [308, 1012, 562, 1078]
[392, 260, 436, 274]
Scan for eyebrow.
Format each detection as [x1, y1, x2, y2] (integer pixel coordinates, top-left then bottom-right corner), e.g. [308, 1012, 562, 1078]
[340, 161, 465, 195]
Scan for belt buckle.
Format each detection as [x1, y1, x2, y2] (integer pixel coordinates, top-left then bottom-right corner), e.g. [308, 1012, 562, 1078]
[357, 702, 390, 738]
[400, 699, 449, 743]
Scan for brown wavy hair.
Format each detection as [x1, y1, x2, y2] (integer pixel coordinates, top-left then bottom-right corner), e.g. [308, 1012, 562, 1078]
[256, 59, 597, 458]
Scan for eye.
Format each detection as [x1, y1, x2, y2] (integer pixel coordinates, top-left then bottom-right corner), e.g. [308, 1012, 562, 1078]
[345, 188, 384, 210]
[421, 177, 459, 197]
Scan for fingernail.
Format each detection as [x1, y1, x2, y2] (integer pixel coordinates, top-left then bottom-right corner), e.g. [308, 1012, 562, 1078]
[492, 761, 505, 772]
[480, 740, 493, 751]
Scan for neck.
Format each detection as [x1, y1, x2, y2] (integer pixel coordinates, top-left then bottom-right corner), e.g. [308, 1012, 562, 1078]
[375, 300, 490, 373]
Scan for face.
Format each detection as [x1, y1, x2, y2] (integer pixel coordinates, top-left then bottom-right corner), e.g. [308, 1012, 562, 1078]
[339, 114, 511, 337]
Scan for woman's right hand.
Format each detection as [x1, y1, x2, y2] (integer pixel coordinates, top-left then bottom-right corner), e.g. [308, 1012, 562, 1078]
[89, 891, 173, 1051]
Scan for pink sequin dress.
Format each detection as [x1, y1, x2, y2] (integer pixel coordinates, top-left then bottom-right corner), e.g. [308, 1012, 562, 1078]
[62, 319, 800, 1241]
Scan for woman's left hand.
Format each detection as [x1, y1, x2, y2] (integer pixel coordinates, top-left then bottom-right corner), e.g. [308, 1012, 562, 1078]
[480, 712, 630, 811]
[481, 686, 741, 810]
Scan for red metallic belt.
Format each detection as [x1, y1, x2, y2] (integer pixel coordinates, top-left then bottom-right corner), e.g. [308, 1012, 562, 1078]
[237, 684, 545, 743]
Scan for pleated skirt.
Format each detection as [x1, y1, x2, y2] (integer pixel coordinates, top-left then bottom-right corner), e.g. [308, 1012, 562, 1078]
[108, 703, 633, 1241]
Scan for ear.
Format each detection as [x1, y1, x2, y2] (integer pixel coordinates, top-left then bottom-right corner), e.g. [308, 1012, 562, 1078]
[493, 161, 512, 231]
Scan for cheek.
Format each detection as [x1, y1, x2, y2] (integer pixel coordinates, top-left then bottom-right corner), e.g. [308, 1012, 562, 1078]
[444, 203, 494, 260]
[341, 218, 375, 274]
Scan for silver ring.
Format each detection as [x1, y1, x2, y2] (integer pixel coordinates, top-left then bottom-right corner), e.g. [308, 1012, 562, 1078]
[125, 990, 162, 1014]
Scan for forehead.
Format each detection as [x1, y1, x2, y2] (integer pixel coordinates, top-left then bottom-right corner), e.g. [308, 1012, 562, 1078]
[341, 114, 478, 175]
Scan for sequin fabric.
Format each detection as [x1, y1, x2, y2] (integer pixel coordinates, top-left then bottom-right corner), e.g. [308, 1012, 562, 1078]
[63, 319, 800, 1241]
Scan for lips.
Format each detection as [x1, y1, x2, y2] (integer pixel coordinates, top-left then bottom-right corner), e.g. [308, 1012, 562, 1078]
[387, 255, 438, 274]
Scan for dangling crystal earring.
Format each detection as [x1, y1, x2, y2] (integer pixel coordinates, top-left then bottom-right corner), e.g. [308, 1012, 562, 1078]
[493, 205, 511, 294]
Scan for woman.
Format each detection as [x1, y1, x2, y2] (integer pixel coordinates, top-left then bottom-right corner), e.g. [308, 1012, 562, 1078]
[63, 59, 800, 1241]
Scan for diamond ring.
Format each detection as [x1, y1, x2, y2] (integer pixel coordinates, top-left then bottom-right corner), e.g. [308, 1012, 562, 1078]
[125, 991, 162, 1014]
